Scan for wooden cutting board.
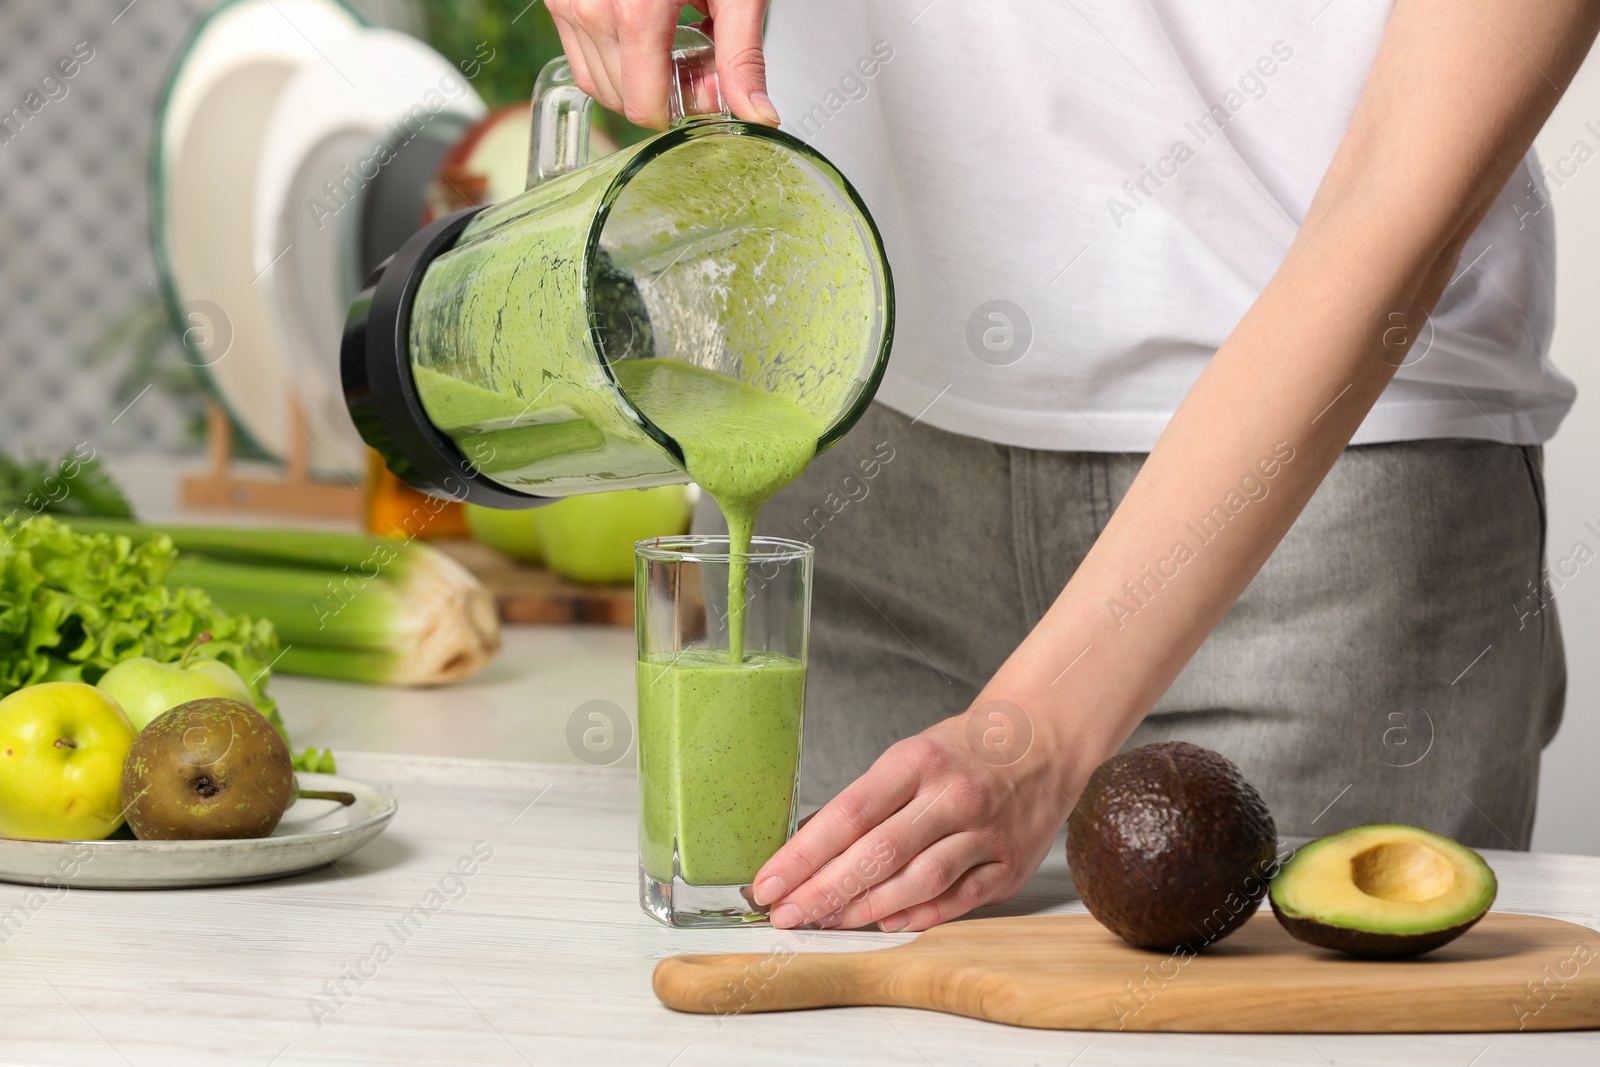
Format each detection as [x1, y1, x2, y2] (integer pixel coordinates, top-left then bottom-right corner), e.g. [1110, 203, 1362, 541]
[432, 539, 635, 626]
[654, 912, 1600, 1032]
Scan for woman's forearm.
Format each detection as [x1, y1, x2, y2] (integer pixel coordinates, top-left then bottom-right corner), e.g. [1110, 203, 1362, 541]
[992, 0, 1600, 792]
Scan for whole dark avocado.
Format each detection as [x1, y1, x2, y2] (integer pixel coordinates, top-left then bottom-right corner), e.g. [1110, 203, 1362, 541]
[1066, 741, 1278, 953]
[120, 697, 295, 840]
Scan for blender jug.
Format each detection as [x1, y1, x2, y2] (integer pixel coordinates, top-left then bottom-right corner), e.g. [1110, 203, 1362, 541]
[343, 28, 895, 507]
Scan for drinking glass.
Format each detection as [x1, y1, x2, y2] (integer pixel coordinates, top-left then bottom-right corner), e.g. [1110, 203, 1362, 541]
[635, 535, 812, 927]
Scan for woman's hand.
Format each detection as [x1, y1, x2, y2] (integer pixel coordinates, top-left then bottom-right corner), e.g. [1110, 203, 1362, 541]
[545, 0, 777, 129]
[751, 700, 1087, 932]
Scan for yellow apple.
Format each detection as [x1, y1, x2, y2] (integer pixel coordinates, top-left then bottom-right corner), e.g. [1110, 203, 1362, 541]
[0, 682, 136, 840]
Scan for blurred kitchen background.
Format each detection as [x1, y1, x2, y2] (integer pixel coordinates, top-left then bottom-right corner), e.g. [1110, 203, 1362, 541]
[3, 0, 537, 455]
[1, 1, 1598, 853]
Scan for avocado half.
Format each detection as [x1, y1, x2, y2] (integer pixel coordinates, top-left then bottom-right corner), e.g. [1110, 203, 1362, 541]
[1269, 824, 1497, 958]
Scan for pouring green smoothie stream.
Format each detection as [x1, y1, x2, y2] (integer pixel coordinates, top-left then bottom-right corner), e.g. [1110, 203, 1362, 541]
[616, 358, 822, 661]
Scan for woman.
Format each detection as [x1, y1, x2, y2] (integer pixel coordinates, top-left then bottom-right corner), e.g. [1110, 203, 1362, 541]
[548, 0, 1596, 932]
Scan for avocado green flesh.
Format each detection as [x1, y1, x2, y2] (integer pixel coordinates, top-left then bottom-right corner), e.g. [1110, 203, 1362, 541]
[1270, 824, 1496, 955]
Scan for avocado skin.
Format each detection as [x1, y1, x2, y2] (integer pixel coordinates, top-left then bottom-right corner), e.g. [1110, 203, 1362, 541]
[1067, 741, 1278, 953]
[1269, 895, 1486, 958]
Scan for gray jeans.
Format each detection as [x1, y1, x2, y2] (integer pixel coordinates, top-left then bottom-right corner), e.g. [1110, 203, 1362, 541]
[694, 403, 1566, 849]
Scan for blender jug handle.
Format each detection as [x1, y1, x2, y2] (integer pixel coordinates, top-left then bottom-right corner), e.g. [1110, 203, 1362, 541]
[527, 58, 593, 187]
[527, 25, 729, 189]
[667, 25, 728, 126]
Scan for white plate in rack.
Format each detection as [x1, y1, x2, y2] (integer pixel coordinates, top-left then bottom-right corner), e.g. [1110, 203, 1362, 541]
[252, 27, 486, 479]
[150, 0, 365, 471]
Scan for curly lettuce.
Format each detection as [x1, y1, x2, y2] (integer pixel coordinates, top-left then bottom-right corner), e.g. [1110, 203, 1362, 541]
[0, 516, 283, 730]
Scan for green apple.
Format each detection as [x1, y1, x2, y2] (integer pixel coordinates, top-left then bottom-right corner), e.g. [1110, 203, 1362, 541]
[464, 502, 543, 563]
[97, 632, 255, 734]
[0, 682, 136, 840]
[534, 485, 692, 584]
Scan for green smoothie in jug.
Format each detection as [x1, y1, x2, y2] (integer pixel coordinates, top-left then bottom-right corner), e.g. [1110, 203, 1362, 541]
[403, 125, 886, 900]
[407, 131, 880, 499]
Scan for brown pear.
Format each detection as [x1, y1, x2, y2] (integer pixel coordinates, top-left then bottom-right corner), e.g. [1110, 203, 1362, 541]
[120, 697, 295, 840]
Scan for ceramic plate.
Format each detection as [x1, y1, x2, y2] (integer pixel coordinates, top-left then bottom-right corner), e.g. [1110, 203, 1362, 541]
[150, 0, 365, 470]
[0, 773, 397, 890]
[252, 28, 486, 477]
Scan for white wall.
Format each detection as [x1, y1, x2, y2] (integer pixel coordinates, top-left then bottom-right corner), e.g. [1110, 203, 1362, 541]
[1531, 52, 1600, 856]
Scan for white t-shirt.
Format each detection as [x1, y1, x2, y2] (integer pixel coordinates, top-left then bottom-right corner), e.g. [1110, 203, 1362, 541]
[762, 0, 1572, 450]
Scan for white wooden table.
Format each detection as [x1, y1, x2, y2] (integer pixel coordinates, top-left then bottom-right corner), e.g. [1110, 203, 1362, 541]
[2, 752, 1597, 1067]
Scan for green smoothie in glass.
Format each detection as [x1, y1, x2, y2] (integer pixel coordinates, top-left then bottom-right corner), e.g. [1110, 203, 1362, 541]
[637, 648, 807, 887]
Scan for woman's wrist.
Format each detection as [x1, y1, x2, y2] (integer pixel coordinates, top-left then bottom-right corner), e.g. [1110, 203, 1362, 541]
[972, 636, 1139, 805]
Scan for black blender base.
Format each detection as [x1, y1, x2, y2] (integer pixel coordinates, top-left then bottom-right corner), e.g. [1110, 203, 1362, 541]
[340, 205, 551, 510]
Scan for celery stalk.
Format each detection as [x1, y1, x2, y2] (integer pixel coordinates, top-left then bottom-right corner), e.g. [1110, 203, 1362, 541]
[164, 558, 413, 649]
[278, 646, 405, 685]
[70, 519, 501, 686]
[67, 519, 419, 572]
